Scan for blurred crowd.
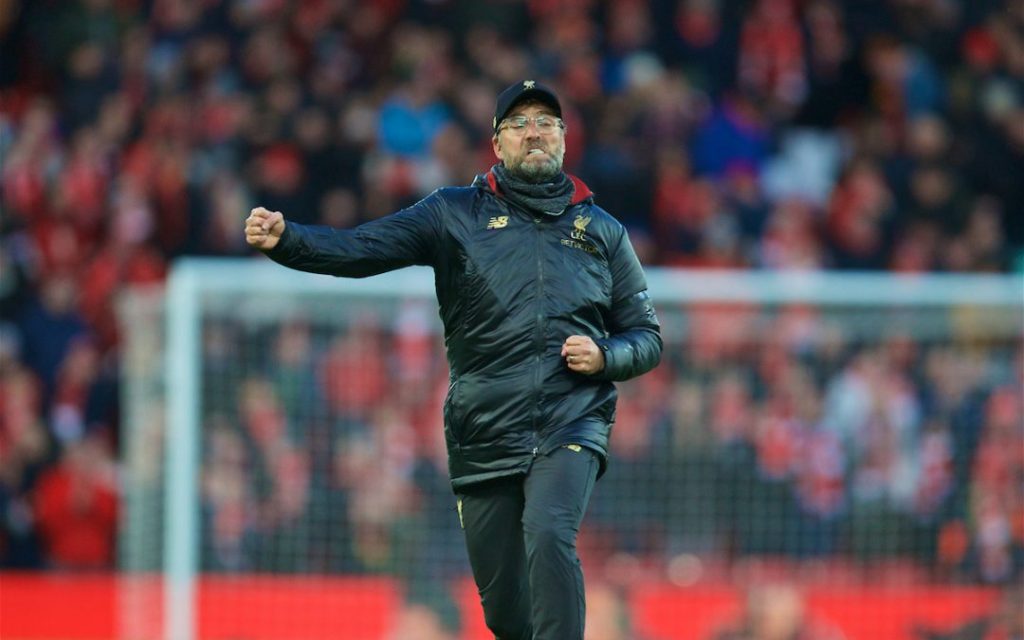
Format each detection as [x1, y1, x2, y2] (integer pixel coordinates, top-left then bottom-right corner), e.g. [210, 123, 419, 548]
[0, 0, 1021, 601]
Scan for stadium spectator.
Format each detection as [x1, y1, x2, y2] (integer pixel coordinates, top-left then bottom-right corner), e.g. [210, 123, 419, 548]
[385, 598, 461, 640]
[0, 357, 50, 567]
[710, 583, 845, 640]
[32, 432, 118, 570]
[585, 582, 653, 640]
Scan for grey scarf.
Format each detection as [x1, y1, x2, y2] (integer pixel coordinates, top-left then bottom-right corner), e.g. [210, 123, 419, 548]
[492, 164, 575, 217]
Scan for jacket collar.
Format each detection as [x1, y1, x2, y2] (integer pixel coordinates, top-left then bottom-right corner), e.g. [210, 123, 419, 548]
[477, 168, 594, 206]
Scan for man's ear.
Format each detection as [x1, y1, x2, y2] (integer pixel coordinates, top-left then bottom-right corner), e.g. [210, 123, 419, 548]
[491, 135, 502, 160]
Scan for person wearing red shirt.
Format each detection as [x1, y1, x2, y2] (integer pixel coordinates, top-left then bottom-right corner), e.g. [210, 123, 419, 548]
[33, 434, 118, 569]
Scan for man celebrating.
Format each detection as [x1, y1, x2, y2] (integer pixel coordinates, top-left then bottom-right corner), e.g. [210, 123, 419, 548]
[245, 80, 662, 640]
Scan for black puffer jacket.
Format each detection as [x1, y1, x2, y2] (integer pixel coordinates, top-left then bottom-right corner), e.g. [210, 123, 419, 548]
[264, 170, 662, 489]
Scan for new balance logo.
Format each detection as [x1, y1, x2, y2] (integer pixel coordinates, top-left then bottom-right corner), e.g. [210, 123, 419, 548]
[486, 216, 509, 229]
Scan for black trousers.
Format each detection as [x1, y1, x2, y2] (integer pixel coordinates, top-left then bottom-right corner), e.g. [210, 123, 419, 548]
[457, 445, 599, 640]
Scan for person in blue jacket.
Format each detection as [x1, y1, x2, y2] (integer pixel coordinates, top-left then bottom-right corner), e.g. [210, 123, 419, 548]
[245, 79, 662, 640]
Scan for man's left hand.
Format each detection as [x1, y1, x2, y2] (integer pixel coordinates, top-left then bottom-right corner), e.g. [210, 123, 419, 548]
[561, 335, 604, 375]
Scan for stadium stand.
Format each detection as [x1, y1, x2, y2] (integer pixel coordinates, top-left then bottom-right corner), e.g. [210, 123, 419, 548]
[0, 1, 1021, 637]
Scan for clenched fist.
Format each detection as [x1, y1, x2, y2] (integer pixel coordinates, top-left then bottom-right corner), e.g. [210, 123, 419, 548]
[561, 335, 605, 375]
[244, 207, 286, 250]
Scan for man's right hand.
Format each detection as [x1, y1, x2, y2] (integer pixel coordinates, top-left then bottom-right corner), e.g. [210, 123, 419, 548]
[245, 207, 286, 250]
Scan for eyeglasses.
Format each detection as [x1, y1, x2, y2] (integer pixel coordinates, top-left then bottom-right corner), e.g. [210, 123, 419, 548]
[498, 115, 565, 135]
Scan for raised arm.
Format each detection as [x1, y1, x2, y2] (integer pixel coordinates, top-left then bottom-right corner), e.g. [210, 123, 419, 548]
[243, 194, 444, 278]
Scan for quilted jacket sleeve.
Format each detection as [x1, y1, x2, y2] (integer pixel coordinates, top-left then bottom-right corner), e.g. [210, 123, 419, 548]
[593, 225, 663, 381]
[262, 192, 445, 277]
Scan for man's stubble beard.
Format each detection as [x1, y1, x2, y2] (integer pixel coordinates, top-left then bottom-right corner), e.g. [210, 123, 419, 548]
[506, 144, 566, 183]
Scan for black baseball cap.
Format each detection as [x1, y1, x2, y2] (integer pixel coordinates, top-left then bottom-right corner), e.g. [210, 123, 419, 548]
[493, 80, 562, 132]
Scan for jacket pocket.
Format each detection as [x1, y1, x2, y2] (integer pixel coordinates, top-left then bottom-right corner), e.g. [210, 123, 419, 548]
[443, 378, 466, 445]
[596, 396, 617, 425]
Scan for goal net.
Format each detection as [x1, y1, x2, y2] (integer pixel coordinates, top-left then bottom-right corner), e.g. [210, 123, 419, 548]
[119, 261, 1023, 640]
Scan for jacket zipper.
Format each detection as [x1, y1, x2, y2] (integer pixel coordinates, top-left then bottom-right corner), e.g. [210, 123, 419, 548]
[531, 215, 545, 454]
